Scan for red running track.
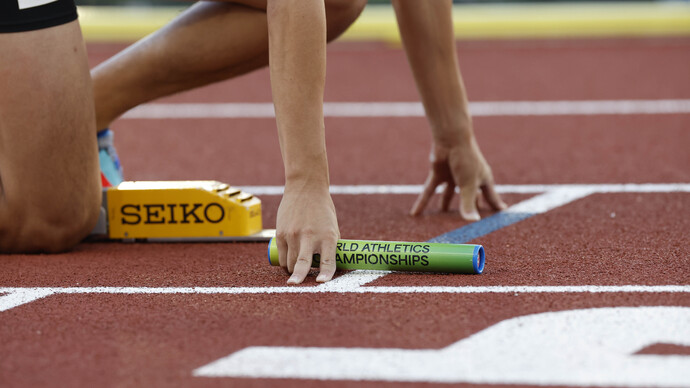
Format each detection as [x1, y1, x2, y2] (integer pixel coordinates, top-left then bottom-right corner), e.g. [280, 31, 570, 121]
[1, 38, 689, 387]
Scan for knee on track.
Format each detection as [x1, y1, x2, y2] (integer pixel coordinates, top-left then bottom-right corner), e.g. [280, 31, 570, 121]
[0, 195, 101, 253]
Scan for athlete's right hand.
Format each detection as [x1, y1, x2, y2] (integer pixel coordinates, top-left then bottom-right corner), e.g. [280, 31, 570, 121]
[276, 181, 339, 284]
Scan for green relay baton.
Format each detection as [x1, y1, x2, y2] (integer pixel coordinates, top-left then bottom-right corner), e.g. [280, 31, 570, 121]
[268, 238, 485, 274]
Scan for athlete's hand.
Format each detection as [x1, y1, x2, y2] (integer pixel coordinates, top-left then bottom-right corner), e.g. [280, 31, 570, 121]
[411, 139, 507, 220]
[276, 183, 339, 284]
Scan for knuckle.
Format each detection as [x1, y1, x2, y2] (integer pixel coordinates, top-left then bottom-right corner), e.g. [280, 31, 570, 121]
[319, 256, 336, 266]
[300, 228, 315, 240]
[286, 228, 300, 240]
[280, 228, 316, 241]
[322, 229, 339, 242]
[283, 230, 309, 244]
[275, 229, 289, 241]
[296, 255, 312, 265]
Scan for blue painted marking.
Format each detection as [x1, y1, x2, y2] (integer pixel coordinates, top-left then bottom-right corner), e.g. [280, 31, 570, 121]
[428, 212, 536, 244]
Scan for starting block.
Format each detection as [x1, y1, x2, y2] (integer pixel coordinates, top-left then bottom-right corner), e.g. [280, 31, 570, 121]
[90, 181, 275, 242]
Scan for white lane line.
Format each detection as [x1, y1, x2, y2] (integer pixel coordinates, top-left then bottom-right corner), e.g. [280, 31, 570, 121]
[315, 270, 391, 291]
[240, 183, 690, 196]
[120, 100, 690, 119]
[0, 285, 688, 296]
[0, 285, 686, 312]
[470, 100, 690, 116]
[504, 187, 595, 214]
[0, 289, 55, 312]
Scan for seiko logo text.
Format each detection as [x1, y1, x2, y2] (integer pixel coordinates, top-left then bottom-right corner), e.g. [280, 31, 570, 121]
[120, 203, 226, 225]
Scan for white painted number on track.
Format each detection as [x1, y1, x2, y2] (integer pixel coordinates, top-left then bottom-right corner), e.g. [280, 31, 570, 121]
[194, 306, 690, 387]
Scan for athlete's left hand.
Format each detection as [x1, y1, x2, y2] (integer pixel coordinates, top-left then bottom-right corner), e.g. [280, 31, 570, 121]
[410, 138, 507, 220]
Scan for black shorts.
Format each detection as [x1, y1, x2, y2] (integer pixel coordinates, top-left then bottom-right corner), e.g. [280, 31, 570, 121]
[0, 0, 77, 33]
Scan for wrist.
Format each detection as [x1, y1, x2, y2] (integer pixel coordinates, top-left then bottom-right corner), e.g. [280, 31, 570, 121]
[430, 116, 474, 148]
[430, 135, 478, 162]
[284, 153, 330, 192]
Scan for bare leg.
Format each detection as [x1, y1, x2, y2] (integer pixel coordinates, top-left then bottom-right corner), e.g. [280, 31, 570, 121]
[0, 21, 101, 253]
[92, 0, 366, 130]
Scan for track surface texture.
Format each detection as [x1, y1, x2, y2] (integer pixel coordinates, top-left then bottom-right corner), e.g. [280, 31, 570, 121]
[1, 37, 689, 388]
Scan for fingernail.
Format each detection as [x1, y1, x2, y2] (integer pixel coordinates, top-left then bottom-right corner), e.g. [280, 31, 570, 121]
[316, 274, 330, 283]
[287, 276, 300, 285]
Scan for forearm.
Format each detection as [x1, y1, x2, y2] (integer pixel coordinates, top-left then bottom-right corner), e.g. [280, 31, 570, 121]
[267, 0, 329, 190]
[392, 0, 472, 147]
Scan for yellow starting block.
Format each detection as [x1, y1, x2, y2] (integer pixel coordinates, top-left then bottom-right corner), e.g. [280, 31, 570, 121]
[90, 181, 275, 242]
